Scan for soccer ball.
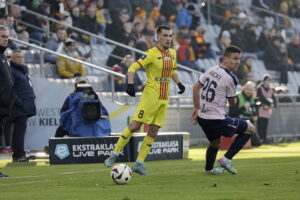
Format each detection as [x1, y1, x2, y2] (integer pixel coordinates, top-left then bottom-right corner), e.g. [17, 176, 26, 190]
[111, 164, 132, 185]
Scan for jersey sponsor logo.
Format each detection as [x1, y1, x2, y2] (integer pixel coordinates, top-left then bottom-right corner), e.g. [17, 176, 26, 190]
[141, 54, 147, 60]
[164, 57, 171, 61]
[155, 77, 171, 82]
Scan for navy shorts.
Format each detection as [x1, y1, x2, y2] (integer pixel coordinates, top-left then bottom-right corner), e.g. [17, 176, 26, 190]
[197, 116, 248, 141]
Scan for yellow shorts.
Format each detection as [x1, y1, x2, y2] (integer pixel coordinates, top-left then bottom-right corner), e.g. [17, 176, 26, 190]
[132, 96, 168, 127]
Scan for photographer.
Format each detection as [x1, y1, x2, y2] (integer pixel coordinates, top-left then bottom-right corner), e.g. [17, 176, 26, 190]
[228, 81, 261, 146]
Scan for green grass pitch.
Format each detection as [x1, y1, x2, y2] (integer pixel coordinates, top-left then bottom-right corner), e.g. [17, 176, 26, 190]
[1, 142, 300, 200]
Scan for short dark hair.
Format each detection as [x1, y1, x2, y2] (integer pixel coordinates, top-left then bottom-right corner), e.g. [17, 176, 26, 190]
[157, 24, 171, 34]
[223, 45, 242, 57]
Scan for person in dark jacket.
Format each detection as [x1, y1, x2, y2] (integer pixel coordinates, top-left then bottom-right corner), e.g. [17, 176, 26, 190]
[263, 37, 289, 84]
[9, 50, 36, 162]
[0, 25, 13, 178]
[106, 36, 136, 68]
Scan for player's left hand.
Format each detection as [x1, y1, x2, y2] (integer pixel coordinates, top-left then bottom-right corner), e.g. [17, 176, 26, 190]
[126, 84, 136, 97]
[177, 82, 185, 94]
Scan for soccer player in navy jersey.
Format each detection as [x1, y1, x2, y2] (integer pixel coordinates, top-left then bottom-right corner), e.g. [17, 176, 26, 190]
[190, 45, 256, 174]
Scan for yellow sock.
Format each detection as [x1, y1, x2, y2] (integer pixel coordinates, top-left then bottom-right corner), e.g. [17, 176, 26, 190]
[136, 135, 155, 162]
[114, 128, 133, 153]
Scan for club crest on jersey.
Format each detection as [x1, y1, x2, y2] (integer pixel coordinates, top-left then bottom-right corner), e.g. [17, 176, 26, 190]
[141, 54, 147, 60]
[164, 57, 171, 61]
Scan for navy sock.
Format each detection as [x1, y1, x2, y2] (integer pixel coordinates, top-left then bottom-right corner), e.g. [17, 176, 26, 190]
[225, 134, 252, 159]
[205, 146, 219, 171]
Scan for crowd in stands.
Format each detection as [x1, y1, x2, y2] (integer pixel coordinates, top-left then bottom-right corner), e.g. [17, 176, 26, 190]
[1, 0, 300, 87]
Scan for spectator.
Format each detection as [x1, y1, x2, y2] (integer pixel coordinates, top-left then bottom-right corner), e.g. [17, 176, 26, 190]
[228, 23, 244, 51]
[111, 64, 125, 92]
[135, 30, 155, 58]
[263, 37, 289, 84]
[256, 74, 276, 144]
[175, 4, 193, 29]
[132, 21, 144, 41]
[106, 36, 136, 68]
[133, 6, 147, 23]
[186, 3, 202, 30]
[218, 30, 231, 53]
[9, 50, 36, 162]
[79, 6, 99, 45]
[148, 7, 165, 28]
[21, 3, 45, 45]
[5, 16, 18, 50]
[160, 0, 178, 22]
[0, 25, 13, 178]
[287, 34, 300, 70]
[111, 55, 144, 92]
[176, 25, 190, 44]
[55, 77, 111, 137]
[177, 34, 203, 71]
[257, 28, 272, 52]
[234, 56, 254, 85]
[56, 39, 87, 78]
[95, 0, 107, 35]
[190, 25, 217, 59]
[7, 4, 29, 45]
[0, 15, 5, 26]
[242, 23, 261, 59]
[278, 1, 291, 28]
[44, 28, 66, 64]
[107, 0, 133, 22]
[121, 22, 134, 43]
[288, 0, 300, 18]
[68, 6, 81, 42]
[228, 81, 261, 146]
[105, 9, 130, 42]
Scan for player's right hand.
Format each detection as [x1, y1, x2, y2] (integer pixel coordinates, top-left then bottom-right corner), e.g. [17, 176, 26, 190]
[126, 84, 135, 97]
[189, 108, 199, 125]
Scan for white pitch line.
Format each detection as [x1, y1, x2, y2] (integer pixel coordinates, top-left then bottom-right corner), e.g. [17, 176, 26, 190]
[0, 179, 51, 186]
[6, 169, 108, 180]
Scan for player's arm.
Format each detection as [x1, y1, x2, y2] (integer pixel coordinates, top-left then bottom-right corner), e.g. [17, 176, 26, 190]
[226, 75, 238, 107]
[126, 51, 152, 97]
[171, 73, 185, 94]
[125, 63, 141, 97]
[227, 97, 237, 107]
[190, 81, 203, 124]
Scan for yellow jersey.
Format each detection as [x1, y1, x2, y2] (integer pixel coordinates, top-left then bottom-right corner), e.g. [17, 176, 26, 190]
[128, 46, 177, 101]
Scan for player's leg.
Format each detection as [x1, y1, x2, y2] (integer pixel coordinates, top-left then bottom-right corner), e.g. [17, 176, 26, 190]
[204, 138, 226, 174]
[197, 117, 226, 174]
[104, 121, 142, 167]
[219, 120, 255, 174]
[132, 124, 159, 175]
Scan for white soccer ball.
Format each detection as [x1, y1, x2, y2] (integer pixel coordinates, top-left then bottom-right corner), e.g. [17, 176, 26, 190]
[111, 163, 132, 185]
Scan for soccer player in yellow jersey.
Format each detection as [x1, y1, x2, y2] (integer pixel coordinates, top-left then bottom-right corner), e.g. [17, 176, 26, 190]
[104, 24, 186, 175]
